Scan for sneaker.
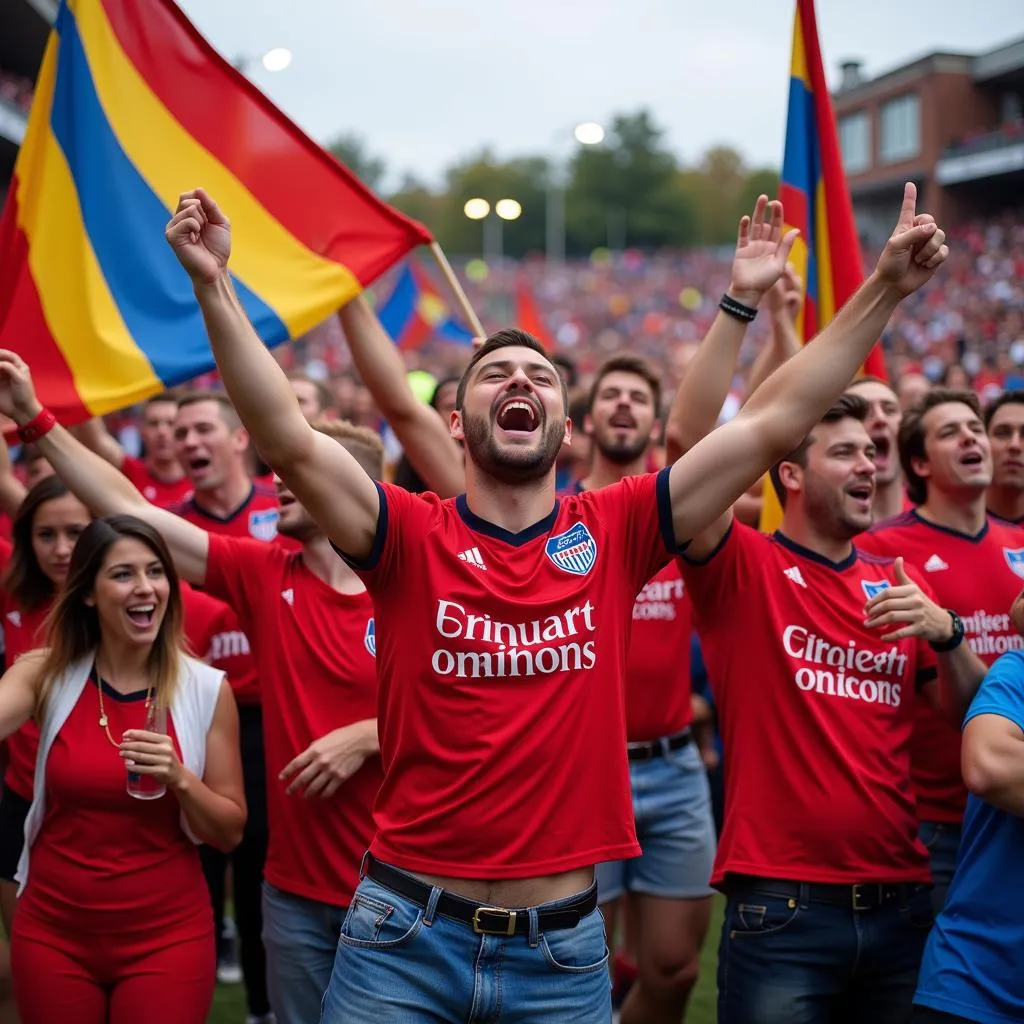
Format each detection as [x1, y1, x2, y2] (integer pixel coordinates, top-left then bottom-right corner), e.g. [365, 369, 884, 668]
[216, 915, 242, 984]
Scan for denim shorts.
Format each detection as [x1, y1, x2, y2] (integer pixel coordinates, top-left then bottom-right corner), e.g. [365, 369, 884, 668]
[595, 739, 716, 902]
[320, 870, 611, 1023]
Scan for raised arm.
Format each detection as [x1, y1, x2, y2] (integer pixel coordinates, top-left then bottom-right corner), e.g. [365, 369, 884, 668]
[339, 296, 464, 497]
[742, 267, 802, 404]
[668, 182, 947, 547]
[165, 190, 379, 559]
[664, 196, 796, 464]
[0, 354, 209, 584]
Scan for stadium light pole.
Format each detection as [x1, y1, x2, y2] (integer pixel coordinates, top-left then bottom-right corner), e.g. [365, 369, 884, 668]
[546, 122, 605, 265]
[465, 198, 521, 263]
[233, 48, 293, 74]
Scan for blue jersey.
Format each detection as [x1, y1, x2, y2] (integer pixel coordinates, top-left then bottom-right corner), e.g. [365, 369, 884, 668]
[915, 649, 1024, 1024]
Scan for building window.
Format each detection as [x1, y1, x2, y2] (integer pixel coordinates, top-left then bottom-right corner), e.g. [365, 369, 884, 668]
[879, 94, 921, 164]
[839, 112, 871, 173]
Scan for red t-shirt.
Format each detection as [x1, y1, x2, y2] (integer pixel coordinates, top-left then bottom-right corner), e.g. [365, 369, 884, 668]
[679, 523, 936, 887]
[626, 561, 693, 742]
[342, 470, 677, 878]
[0, 536, 51, 800]
[121, 455, 193, 510]
[17, 681, 209, 938]
[859, 511, 1024, 823]
[168, 483, 289, 704]
[205, 535, 380, 907]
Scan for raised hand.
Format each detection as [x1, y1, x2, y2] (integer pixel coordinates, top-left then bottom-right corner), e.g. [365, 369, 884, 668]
[863, 557, 952, 643]
[728, 196, 800, 306]
[165, 189, 231, 286]
[766, 263, 804, 325]
[875, 183, 948, 298]
[0, 350, 42, 425]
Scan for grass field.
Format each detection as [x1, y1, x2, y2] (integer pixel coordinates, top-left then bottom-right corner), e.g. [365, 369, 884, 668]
[204, 898, 725, 1023]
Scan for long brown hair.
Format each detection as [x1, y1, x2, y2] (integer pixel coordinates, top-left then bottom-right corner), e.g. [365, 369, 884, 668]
[2, 476, 82, 613]
[37, 516, 185, 713]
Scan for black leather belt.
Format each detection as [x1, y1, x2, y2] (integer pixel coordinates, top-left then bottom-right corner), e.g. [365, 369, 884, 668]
[627, 728, 692, 762]
[727, 875, 930, 911]
[363, 855, 598, 936]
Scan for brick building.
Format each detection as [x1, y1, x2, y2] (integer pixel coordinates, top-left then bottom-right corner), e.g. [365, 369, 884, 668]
[834, 36, 1024, 247]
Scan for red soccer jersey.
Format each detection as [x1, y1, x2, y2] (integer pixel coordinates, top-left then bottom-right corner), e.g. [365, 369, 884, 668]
[342, 470, 677, 878]
[859, 511, 1024, 823]
[205, 535, 381, 907]
[180, 582, 236, 664]
[626, 561, 693, 742]
[121, 455, 193, 509]
[679, 523, 937, 887]
[168, 483, 290, 704]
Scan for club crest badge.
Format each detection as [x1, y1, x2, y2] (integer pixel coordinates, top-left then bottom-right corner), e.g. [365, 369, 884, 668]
[545, 522, 597, 576]
[861, 580, 890, 601]
[248, 508, 280, 542]
[364, 618, 376, 658]
[1003, 548, 1024, 580]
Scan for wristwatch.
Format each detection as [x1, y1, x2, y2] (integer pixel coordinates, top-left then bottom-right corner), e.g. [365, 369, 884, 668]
[929, 611, 965, 652]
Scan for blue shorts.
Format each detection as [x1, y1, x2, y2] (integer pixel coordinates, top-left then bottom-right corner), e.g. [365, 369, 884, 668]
[596, 738, 716, 902]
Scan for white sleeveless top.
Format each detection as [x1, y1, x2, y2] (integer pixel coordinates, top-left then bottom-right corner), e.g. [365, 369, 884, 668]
[16, 651, 224, 894]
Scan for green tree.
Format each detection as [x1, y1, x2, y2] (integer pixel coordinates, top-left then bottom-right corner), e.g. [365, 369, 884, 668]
[326, 133, 387, 194]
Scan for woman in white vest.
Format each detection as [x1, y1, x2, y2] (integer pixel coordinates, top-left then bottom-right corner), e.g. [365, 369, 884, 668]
[0, 513, 245, 1024]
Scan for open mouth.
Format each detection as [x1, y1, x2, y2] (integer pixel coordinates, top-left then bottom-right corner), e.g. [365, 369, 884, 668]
[846, 483, 874, 505]
[960, 451, 984, 467]
[278, 493, 296, 509]
[870, 434, 891, 464]
[126, 604, 156, 628]
[188, 456, 211, 474]
[495, 398, 540, 433]
[610, 412, 637, 430]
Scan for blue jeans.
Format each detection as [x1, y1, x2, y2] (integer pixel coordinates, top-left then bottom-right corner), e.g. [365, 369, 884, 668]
[596, 739, 716, 900]
[718, 879, 934, 1024]
[320, 872, 611, 1023]
[918, 822, 961, 916]
[262, 882, 345, 1024]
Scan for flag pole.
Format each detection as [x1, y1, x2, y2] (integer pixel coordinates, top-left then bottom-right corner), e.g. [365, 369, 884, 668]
[428, 242, 487, 339]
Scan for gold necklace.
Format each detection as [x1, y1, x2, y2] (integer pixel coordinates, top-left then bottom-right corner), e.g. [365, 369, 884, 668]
[96, 672, 155, 749]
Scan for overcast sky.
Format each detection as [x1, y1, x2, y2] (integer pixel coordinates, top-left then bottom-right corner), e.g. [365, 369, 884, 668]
[178, 0, 1024, 190]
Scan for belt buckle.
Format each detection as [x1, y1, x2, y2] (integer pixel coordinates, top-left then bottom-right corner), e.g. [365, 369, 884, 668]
[472, 907, 517, 936]
[852, 884, 872, 912]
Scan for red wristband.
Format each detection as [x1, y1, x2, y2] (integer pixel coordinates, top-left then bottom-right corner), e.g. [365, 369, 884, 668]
[17, 408, 56, 445]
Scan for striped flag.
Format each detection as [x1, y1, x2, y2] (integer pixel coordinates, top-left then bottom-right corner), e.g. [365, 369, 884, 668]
[0, 0, 431, 424]
[759, 0, 886, 532]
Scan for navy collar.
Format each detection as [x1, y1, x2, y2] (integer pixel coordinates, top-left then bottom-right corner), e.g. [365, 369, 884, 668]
[910, 508, 989, 543]
[773, 531, 858, 572]
[188, 485, 256, 525]
[455, 495, 560, 547]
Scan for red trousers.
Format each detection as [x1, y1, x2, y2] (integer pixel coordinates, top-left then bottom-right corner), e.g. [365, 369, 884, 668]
[11, 916, 215, 1024]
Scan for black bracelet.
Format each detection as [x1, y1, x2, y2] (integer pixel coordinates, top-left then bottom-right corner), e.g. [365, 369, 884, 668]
[719, 292, 758, 323]
[929, 610, 965, 652]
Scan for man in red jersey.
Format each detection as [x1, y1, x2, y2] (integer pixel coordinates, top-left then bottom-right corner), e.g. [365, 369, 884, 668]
[984, 390, 1024, 527]
[859, 388, 1024, 914]
[581, 354, 714, 1024]
[6, 386, 383, 1024]
[287, 372, 338, 422]
[165, 182, 947, 1022]
[676, 389, 985, 1024]
[71, 394, 192, 508]
[846, 376, 910, 518]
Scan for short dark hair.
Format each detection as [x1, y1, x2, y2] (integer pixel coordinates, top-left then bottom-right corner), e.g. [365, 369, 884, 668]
[552, 354, 578, 389]
[769, 393, 869, 507]
[984, 389, 1024, 431]
[455, 329, 567, 411]
[176, 390, 242, 431]
[898, 388, 982, 505]
[586, 354, 662, 418]
[143, 391, 179, 411]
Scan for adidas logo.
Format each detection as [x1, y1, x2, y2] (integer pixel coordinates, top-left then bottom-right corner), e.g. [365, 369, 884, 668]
[784, 566, 807, 588]
[923, 554, 949, 572]
[5, 611, 20, 628]
[458, 547, 487, 571]
[281, 588, 294, 606]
